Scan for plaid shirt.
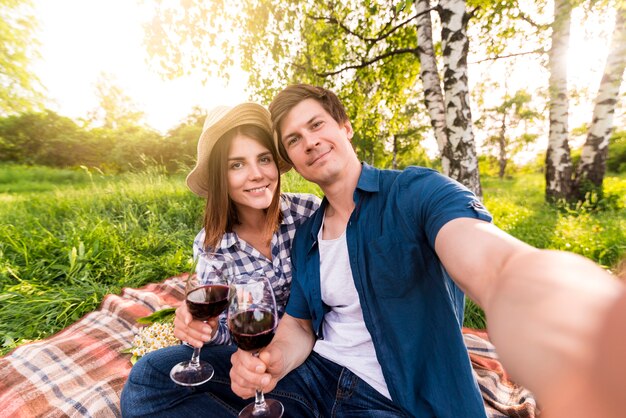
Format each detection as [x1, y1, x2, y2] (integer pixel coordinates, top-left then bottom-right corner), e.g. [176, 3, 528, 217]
[193, 192, 320, 345]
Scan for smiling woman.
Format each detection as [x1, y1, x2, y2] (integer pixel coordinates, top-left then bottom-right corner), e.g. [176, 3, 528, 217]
[32, 0, 247, 133]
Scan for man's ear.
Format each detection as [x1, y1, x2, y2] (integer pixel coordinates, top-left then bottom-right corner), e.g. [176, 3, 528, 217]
[344, 120, 354, 140]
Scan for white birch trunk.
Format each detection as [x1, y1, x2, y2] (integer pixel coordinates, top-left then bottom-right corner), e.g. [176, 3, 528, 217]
[545, 0, 573, 202]
[574, 5, 626, 194]
[438, 0, 482, 198]
[415, 0, 447, 155]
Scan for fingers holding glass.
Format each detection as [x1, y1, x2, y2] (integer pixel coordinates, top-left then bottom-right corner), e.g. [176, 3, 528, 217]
[228, 275, 283, 418]
[169, 252, 233, 386]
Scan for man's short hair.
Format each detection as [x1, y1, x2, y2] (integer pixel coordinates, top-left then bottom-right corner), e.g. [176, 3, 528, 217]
[269, 84, 348, 164]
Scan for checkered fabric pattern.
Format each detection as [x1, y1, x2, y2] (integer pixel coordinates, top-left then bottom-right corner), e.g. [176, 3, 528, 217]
[194, 193, 321, 345]
[0, 275, 538, 418]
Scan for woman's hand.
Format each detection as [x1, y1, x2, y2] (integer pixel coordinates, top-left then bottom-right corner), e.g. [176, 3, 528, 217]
[173, 303, 218, 348]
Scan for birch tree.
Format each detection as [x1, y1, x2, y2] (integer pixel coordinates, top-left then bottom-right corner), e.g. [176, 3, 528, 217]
[573, 4, 626, 198]
[439, 0, 482, 196]
[545, 0, 574, 202]
[415, 0, 446, 153]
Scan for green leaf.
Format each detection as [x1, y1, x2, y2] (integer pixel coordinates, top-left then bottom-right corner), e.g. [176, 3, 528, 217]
[136, 307, 176, 324]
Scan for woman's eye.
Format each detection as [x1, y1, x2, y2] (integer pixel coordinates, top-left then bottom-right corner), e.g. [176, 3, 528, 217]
[230, 162, 243, 170]
[260, 156, 272, 164]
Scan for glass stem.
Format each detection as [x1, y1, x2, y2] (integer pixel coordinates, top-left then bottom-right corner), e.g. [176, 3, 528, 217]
[189, 346, 202, 369]
[252, 352, 268, 413]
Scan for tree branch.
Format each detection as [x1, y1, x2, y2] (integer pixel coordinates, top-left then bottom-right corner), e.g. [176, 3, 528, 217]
[306, 7, 435, 44]
[316, 48, 418, 77]
[470, 48, 546, 64]
[517, 11, 548, 30]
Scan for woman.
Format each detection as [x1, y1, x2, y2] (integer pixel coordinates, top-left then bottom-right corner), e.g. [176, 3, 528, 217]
[120, 103, 320, 417]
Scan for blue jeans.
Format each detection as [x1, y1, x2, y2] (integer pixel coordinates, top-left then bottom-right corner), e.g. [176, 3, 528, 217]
[120, 344, 408, 417]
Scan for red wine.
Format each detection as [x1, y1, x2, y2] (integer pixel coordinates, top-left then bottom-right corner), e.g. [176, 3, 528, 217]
[230, 310, 276, 351]
[186, 284, 230, 320]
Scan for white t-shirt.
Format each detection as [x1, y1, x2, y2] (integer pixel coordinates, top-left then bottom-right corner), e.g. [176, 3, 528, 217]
[313, 226, 391, 399]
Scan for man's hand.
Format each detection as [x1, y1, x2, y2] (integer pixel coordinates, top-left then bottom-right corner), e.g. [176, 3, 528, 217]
[173, 303, 217, 347]
[228, 314, 316, 399]
[229, 346, 286, 399]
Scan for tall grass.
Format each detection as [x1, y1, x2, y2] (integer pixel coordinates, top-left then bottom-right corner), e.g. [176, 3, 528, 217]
[1, 165, 624, 351]
[0, 166, 321, 353]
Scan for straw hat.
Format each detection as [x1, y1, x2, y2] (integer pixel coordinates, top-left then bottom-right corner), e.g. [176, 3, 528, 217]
[186, 103, 291, 197]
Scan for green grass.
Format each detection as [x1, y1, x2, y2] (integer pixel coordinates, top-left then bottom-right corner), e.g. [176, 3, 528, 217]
[1, 165, 624, 351]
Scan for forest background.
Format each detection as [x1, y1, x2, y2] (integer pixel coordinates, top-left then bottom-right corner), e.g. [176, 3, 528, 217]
[1, 0, 625, 352]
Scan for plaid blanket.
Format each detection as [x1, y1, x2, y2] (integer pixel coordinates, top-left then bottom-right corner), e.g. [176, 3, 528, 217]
[0, 276, 538, 417]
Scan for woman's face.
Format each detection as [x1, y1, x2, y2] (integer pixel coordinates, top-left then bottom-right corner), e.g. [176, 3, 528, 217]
[226, 133, 279, 213]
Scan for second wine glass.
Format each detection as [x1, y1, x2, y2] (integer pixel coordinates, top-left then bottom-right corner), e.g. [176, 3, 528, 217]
[170, 252, 233, 386]
[228, 274, 283, 418]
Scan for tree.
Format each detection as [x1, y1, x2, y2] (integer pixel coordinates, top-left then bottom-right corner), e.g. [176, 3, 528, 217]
[544, 0, 625, 203]
[87, 73, 146, 130]
[573, 3, 626, 198]
[0, 0, 42, 114]
[545, 0, 575, 202]
[478, 89, 541, 179]
[143, 0, 484, 196]
[439, 0, 482, 196]
[0, 110, 82, 165]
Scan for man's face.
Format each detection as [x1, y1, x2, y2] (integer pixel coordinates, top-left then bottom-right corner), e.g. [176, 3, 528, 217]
[279, 98, 355, 186]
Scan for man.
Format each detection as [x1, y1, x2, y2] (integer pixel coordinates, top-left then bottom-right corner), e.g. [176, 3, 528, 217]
[228, 84, 624, 417]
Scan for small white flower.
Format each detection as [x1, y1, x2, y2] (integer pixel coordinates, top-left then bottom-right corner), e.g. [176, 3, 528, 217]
[129, 322, 179, 359]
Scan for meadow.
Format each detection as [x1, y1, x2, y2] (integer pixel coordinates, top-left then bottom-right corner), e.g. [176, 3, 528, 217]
[1, 164, 625, 354]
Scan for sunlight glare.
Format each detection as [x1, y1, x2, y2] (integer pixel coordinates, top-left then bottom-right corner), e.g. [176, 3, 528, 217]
[32, 0, 248, 133]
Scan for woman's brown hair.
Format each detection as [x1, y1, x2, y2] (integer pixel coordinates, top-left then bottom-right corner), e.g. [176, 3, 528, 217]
[202, 124, 282, 250]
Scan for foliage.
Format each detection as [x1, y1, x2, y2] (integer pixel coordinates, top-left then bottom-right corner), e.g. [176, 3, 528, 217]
[0, 0, 42, 115]
[2, 166, 624, 354]
[87, 73, 146, 130]
[607, 130, 626, 173]
[0, 107, 203, 173]
[476, 88, 542, 178]
[143, 0, 433, 169]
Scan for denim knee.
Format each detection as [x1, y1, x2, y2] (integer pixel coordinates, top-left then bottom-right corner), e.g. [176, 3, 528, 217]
[120, 345, 193, 417]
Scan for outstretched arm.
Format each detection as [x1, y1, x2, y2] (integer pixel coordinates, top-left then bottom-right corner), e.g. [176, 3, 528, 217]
[435, 218, 624, 414]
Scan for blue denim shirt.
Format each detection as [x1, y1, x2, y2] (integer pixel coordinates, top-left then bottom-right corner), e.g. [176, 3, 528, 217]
[286, 164, 492, 417]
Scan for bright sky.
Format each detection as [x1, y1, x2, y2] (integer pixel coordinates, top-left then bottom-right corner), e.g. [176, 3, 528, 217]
[33, 0, 248, 133]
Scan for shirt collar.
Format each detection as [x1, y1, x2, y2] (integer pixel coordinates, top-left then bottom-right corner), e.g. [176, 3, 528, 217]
[356, 162, 380, 193]
[307, 162, 379, 244]
[279, 194, 297, 227]
[215, 195, 296, 250]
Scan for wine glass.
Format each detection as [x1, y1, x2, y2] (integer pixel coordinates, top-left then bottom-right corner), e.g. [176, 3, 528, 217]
[170, 252, 233, 386]
[228, 274, 283, 418]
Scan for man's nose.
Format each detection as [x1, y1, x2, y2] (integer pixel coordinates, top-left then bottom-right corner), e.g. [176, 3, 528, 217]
[302, 132, 320, 151]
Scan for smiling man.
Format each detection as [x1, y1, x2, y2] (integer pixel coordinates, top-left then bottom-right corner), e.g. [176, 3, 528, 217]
[226, 84, 624, 417]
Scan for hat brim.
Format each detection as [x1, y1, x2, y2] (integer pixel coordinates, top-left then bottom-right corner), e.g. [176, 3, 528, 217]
[186, 103, 291, 198]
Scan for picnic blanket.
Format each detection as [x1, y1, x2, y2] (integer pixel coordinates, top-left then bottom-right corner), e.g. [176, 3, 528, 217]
[0, 276, 538, 417]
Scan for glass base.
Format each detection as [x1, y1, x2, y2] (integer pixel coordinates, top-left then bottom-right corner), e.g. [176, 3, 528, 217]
[170, 360, 214, 386]
[239, 398, 284, 418]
